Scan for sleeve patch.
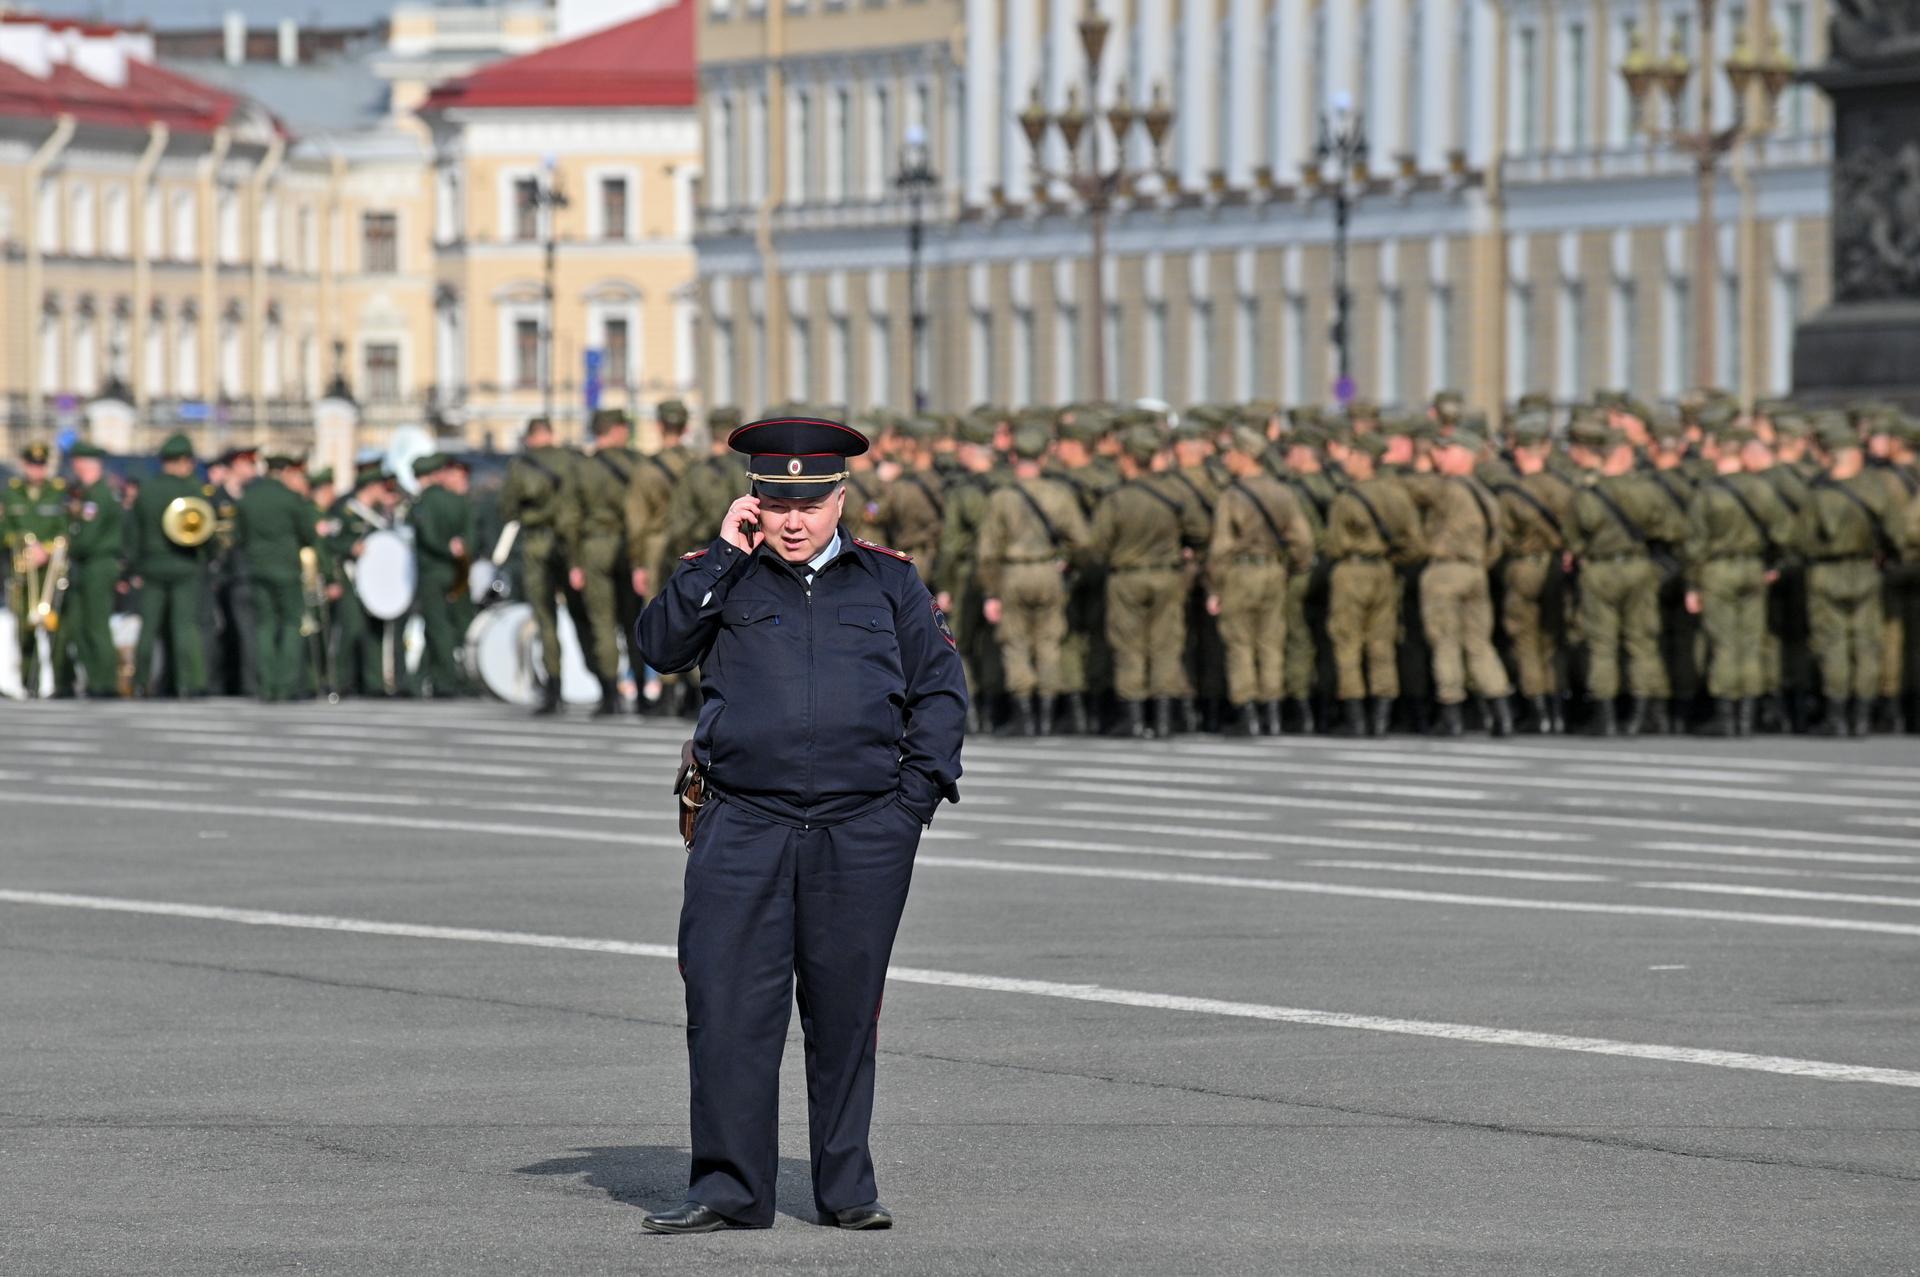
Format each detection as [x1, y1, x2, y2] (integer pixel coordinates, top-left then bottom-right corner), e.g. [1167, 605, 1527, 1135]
[852, 536, 913, 562]
[931, 596, 957, 649]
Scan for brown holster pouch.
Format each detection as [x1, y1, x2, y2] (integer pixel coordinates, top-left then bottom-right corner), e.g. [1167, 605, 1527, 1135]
[673, 740, 708, 852]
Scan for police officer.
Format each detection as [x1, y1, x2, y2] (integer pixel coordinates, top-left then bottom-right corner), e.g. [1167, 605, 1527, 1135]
[634, 415, 966, 1235]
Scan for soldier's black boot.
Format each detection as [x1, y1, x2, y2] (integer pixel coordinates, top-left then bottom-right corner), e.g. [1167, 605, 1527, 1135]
[1368, 697, 1394, 738]
[1488, 696, 1515, 739]
[1546, 696, 1567, 735]
[1700, 699, 1736, 738]
[1152, 697, 1175, 739]
[591, 677, 622, 718]
[1755, 693, 1786, 734]
[1264, 700, 1286, 736]
[1814, 696, 1848, 736]
[533, 679, 562, 716]
[1524, 695, 1549, 734]
[1014, 694, 1038, 737]
[1223, 703, 1257, 737]
[1062, 693, 1089, 735]
[1850, 697, 1873, 738]
[1120, 699, 1149, 738]
[1590, 699, 1618, 737]
[1036, 694, 1056, 737]
[1334, 699, 1367, 737]
[1179, 697, 1201, 734]
[1287, 697, 1316, 735]
[1736, 698, 1757, 738]
[1436, 702, 1465, 738]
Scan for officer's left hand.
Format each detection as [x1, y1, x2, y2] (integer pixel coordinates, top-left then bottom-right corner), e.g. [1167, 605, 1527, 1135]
[1206, 594, 1222, 617]
[1684, 590, 1702, 615]
[983, 597, 1003, 625]
[568, 567, 586, 591]
[632, 567, 650, 596]
[450, 537, 466, 560]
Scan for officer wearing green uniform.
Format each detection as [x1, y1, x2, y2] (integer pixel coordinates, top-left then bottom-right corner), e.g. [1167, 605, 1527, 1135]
[934, 411, 1004, 732]
[1325, 433, 1427, 737]
[57, 443, 122, 697]
[234, 454, 316, 702]
[1207, 426, 1314, 736]
[1491, 413, 1577, 732]
[498, 418, 582, 714]
[978, 419, 1091, 736]
[1802, 414, 1899, 736]
[1567, 416, 1686, 736]
[1683, 426, 1797, 737]
[1089, 424, 1211, 739]
[408, 453, 473, 698]
[126, 433, 212, 697]
[1407, 428, 1514, 737]
[573, 408, 639, 716]
[2, 441, 69, 695]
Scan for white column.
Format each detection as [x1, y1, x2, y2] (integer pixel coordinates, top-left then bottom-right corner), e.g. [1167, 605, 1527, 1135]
[1136, 0, 1172, 175]
[1372, 0, 1406, 163]
[1465, 0, 1499, 170]
[1275, 0, 1311, 180]
[964, 0, 999, 206]
[1179, 0, 1216, 187]
[1227, 0, 1259, 186]
[1323, 0, 1357, 108]
[1419, 0, 1456, 171]
[1004, 0, 1037, 201]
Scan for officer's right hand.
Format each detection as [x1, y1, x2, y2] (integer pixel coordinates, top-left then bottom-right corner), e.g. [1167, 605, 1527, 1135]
[983, 597, 1003, 625]
[568, 567, 586, 591]
[935, 590, 953, 612]
[1684, 590, 1702, 616]
[720, 496, 764, 553]
[1206, 594, 1222, 617]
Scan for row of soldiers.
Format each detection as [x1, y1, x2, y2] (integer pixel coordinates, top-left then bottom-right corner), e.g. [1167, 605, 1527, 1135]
[0, 432, 483, 702]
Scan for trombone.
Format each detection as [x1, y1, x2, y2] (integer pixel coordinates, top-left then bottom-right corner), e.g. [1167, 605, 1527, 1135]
[299, 545, 338, 703]
[12, 533, 68, 634]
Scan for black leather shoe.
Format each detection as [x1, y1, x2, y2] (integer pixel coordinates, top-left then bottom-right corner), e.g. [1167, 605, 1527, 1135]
[532, 682, 562, 716]
[641, 1202, 746, 1234]
[824, 1202, 893, 1230]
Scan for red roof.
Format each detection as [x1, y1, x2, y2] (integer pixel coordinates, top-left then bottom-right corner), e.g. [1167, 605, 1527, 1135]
[421, 0, 694, 113]
[0, 28, 245, 134]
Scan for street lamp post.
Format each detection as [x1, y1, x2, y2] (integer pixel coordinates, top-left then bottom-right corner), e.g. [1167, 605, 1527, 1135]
[1018, 0, 1174, 404]
[1314, 95, 1368, 406]
[895, 125, 939, 413]
[1620, 2, 1793, 403]
[530, 159, 570, 427]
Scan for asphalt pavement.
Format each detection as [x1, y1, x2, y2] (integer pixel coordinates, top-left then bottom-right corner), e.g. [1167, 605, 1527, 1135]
[2, 700, 1917, 1275]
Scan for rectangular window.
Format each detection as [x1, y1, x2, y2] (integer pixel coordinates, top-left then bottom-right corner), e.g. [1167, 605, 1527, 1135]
[70, 185, 94, 256]
[831, 89, 852, 201]
[970, 309, 993, 404]
[1429, 286, 1454, 394]
[868, 314, 890, 407]
[172, 191, 196, 261]
[1056, 306, 1079, 404]
[1285, 296, 1307, 403]
[1379, 291, 1402, 405]
[1012, 309, 1034, 407]
[1264, 10, 1283, 173]
[1720, 271, 1740, 390]
[789, 89, 812, 203]
[1189, 299, 1213, 402]
[1216, 17, 1233, 172]
[1671, 15, 1693, 129]
[1770, 271, 1800, 395]
[1612, 18, 1639, 142]
[1235, 297, 1257, 401]
[789, 317, 813, 401]
[713, 317, 736, 404]
[1146, 302, 1167, 400]
[1557, 282, 1586, 399]
[600, 178, 628, 240]
[516, 319, 541, 389]
[829, 316, 850, 406]
[365, 343, 400, 402]
[1785, 3, 1808, 130]
[604, 317, 630, 387]
[1517, 27, 1540, 153]
[514, 178, 540, 241]
[1507, 286, 1532, 399]
[362, 212, 397, 274]
[1408, 1, 1426, 160]
[1568, 23, 1589, 150]
[871, 86, 892, 201]
[1455, 3, 1474, 147]
[1610, 280, 1638, 393]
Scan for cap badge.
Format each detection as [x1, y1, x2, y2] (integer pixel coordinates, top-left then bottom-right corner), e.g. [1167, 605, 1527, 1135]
[787, 458, 803, 476]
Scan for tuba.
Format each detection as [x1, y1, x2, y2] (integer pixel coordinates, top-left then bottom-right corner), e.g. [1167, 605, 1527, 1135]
[162, 495, 217, 547]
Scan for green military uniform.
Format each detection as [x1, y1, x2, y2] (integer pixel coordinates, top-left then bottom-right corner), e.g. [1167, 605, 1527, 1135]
[499, 433, 582, 705]
[207, 451, 257, 697]
[1207, 428, 1315, 734]
[1570, 438, 1686, 732]
[1089, 426, 1211, 736]
[873, 425, 947, 586]
[3, 443, 71, 695]
[1490, 426, 1576, 730]
[1044, 412, 1117, 721]
[326, 467, 393, 696]
[1406, 433, 1512, 732]
[1324, 438, 1427, 732]
[1760, 416, 1819, 725]
[408, 455, 473, 697]
[1684, 438, 1796, 734]
[58, 444, 122, 697]
[235, 459, 316, 702]
[575, 414, 639, 700]
[1865, 450, 1920, 721]
[305, 470, 341, 697]
[1165, 420, 1227, 724]
[126, 435, 212, 697]
[977, 423, 1091, 733]
[1801, 417, 1899, 735]
[1281, 455, 1338, 714]
[625, 419, 694, 595]
[662, 408, 748, 560]
[935, 415, 1004, 730]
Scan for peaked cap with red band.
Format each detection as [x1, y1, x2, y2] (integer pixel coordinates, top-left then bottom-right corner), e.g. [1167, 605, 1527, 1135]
[728, 416, 870, 500]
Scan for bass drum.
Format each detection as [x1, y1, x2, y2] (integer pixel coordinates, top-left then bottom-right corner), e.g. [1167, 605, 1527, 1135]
[0, 610, 21, 699]
[463, 603, 598, 706]
[110, 612, 142, 698]
[355, 529, 417, 621]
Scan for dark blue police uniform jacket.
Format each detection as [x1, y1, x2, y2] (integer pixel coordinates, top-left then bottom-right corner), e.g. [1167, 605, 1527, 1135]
[635, 527, 967, 826]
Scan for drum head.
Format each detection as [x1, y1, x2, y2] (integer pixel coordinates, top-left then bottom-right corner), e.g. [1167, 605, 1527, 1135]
[467, 603, 537, 705]
[0, 611, 21, 700]
[467, 561, 500, 606]
[356, 530, 417, 620]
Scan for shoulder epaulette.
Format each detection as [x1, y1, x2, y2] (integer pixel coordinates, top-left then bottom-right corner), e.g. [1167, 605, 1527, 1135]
[852, 536, 912, 562]
[6, 477, 20, 489]
[680, 547, 709, 561]
[51, 477, 66, 489]
[202, 484, 216, 496]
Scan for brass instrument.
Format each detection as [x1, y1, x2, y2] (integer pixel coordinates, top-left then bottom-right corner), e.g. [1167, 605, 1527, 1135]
[33, 534, 68, 634]
[162, 495, 217, 547]
[298, 545, 338, 701]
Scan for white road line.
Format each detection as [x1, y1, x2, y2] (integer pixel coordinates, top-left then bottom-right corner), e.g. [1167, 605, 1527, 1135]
[910, 856, 1920, 937]
[1851, 816, 1920, 829]
[1000, 839, 1270, 863]
[1332, 821, 1592, 843]
[1637, 882, 1920, 909]
[1, 887, 1913, 1090]
[1636, 841, 1920, 867]
[1302, 860, 1612, 883]
[1300, 842, 1920, 886]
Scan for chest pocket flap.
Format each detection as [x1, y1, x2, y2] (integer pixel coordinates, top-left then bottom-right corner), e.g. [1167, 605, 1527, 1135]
[726, 598, 780, 626]
[838, 603, 895, 634]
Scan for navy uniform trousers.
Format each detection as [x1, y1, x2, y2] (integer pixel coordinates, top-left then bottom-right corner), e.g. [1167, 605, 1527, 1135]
[681, 793, 923, 1226]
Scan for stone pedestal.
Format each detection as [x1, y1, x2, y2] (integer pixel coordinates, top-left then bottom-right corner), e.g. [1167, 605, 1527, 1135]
[84, 394, 137, 455]
[1793, 6, 1920, 408]
[313, 396, 360, 491]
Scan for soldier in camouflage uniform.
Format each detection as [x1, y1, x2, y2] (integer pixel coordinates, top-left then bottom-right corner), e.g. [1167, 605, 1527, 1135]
[625, 399, 694, 714]
[1406, 428, 1514, 737]
[571, 408, 639, 716]
[872, 416, 946, 585]
[1490, 413, 1577, 732]
[498, 418, 582, 714]
[1045, 408, 1117, 733]
[935, 411, 1004, 732]
[977, 420, 1090, 736]
[1802, 414, 1901, 736]
[1643, 415, 1700, 729]
[1207, 426, 1314, 736]
[1862, 409, 1920, 731]
[57, 443, 122, 698]
[2, 441, 70, 695]
[1325, 433, 1428, 737]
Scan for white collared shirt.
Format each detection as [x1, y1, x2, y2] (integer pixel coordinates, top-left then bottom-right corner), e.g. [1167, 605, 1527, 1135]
[804, 532, 842, 585]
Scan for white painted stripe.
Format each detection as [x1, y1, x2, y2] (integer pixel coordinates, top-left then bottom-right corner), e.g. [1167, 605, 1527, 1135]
[1000, 839, 1270, 862]
[1638, 882, 1920, 909]
[1303, 860, 1612, 883]
[1332, 821, 1592, 843]
[1300, 842, 1920, 886]
[909, 856, 1920, 937]
[1637, 842, 1920, 867]
[1851, 816, 1920, 829]
[1, 887, 1912, 1090]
